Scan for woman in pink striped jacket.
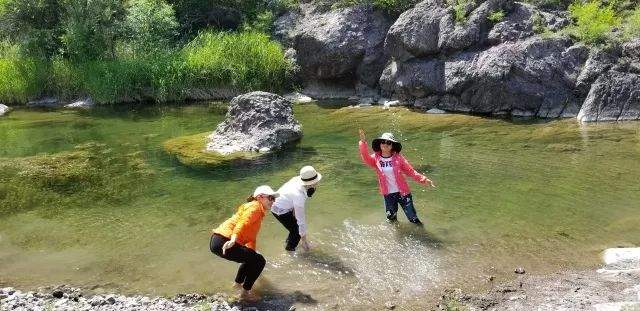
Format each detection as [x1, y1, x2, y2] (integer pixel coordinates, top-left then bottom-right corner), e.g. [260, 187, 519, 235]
[358, 129, 435, 224]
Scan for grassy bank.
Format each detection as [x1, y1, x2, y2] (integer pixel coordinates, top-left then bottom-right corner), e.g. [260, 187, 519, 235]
[0, 31, 291, 105]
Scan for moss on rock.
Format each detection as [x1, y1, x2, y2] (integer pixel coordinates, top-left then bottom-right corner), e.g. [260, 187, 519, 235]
[162, 132, 260, 167]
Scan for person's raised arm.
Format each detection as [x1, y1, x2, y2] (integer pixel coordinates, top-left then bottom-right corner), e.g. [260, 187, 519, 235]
[358, 129, 376, 168]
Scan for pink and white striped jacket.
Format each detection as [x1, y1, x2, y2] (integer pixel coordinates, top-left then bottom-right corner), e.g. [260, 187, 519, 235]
[358, 140, 427, 196]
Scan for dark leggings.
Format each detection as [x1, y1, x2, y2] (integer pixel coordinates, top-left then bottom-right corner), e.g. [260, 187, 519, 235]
[272, 211, 301, 251]
[209, 234, 266, 290]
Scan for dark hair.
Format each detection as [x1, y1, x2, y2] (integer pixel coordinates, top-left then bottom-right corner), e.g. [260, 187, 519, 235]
[246, 195, 256, 202]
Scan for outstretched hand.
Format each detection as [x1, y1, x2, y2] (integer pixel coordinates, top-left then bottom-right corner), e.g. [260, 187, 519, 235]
[421, 176, 436, 188]
[358, 129, 366, 142]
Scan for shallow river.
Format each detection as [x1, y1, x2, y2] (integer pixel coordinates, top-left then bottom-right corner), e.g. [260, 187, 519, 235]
[1, 103, 639, 309]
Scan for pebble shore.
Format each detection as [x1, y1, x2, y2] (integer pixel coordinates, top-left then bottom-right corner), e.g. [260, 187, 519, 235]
[0, 286, 244, 311]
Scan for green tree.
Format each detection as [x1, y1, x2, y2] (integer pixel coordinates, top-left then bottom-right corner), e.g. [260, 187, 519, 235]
[124, 0, 179, 55]
[0, 0, 65, 59]
[60, 0, 126, 61]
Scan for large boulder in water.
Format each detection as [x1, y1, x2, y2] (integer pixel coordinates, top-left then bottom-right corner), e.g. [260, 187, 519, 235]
[206, 92, 302, 154]
[0, 104, 10, 116]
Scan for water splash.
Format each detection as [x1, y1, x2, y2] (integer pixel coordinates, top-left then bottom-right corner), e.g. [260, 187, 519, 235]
[268, 220, 440, 306]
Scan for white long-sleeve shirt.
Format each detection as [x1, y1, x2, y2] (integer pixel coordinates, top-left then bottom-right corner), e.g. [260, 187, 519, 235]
[271, 177, 308, 236]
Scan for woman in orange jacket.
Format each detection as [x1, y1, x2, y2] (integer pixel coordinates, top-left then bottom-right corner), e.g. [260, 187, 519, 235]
[210, 185, 279, 302]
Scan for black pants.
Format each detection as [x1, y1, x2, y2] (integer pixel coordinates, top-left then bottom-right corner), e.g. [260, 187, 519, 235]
[209, 234, 266, 290]
[272, 211, 301, 251]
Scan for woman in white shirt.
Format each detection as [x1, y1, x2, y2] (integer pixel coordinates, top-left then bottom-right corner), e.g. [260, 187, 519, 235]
[271, 166, 322, 251]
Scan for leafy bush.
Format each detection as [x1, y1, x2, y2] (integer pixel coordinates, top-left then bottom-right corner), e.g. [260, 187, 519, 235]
[0, 0, 65, 59]
[488, 9, 505, 23]
[60, 0, 126, 61]
[124, 0, 179, 55]
[568, 1, 621, 44]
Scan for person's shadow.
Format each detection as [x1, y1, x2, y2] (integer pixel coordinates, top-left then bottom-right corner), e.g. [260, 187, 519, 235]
[389, 222, 444, 248]
[229, 277, 318, 310]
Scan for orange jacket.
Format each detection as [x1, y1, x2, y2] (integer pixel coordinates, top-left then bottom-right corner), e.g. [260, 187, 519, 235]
[213, 200, 267, 250]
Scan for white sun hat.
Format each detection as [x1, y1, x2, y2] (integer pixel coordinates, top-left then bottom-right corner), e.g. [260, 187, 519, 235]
[298, 166, 322, 186]
[253, 185, 279, 198]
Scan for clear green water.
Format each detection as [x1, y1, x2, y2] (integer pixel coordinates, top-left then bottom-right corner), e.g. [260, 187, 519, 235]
[1, 104, 639, 309]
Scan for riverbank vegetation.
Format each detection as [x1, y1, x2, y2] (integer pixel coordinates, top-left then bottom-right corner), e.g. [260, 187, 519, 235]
[0, 0, 292, 105]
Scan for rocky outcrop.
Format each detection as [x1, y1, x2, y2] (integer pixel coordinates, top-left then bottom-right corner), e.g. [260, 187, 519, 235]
[576, 39, 640, 122]
[382, 37, 589, 117]
[577, 71, 640, 122]
[274, 4, 392, 94]
[0, 104, 10, 116]
[207, 91, 302, 154]
[280, 1, 636, 121]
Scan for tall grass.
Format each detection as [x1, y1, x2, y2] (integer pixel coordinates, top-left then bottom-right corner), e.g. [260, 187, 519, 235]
[0, 58, 47, 104]
[183, 31, 290, 92]
[0, 31, 290, 104]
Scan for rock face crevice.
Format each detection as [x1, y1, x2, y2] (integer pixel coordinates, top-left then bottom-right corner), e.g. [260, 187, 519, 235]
[207, 92, 302, 154]
[275, 0, 640, 121]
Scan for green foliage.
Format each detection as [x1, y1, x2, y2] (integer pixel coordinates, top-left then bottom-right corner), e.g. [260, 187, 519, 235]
[60, 0, 126, 61]
[568, 0, 621, 44]
[447, 0, 471, 24]
[0, 142, 155, 215]
[0, 57, 47, 103]
[242, 10, 276, 33]
[488, 9, 505, 23]
[49, 55, 185, 103]
[123, 0, 179, 55]
[531, 11, 548, 34]
[332, 0, 419, 16]
[0, 0, 65, 59]
[183, 31, 290, 92]
[623, 5, 640, 38]
[169, 0, 298, 38]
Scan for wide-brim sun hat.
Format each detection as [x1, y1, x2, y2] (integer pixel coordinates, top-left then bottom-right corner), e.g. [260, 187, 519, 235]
[253, 185, 279, 198]
[372, 132, 402, 153]
[298, 165, 322, 186]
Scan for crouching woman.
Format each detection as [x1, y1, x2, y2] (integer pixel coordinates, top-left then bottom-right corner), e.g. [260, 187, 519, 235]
[210, 185, 279, 302]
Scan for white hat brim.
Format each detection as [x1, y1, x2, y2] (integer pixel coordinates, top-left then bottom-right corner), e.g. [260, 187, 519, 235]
[299, 172, 322, 186]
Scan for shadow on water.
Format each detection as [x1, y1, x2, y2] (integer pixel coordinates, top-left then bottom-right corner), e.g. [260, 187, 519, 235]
[231, 278, 318, 311]
[390, 222, 444, 248]
[297, 248, 356, 276]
